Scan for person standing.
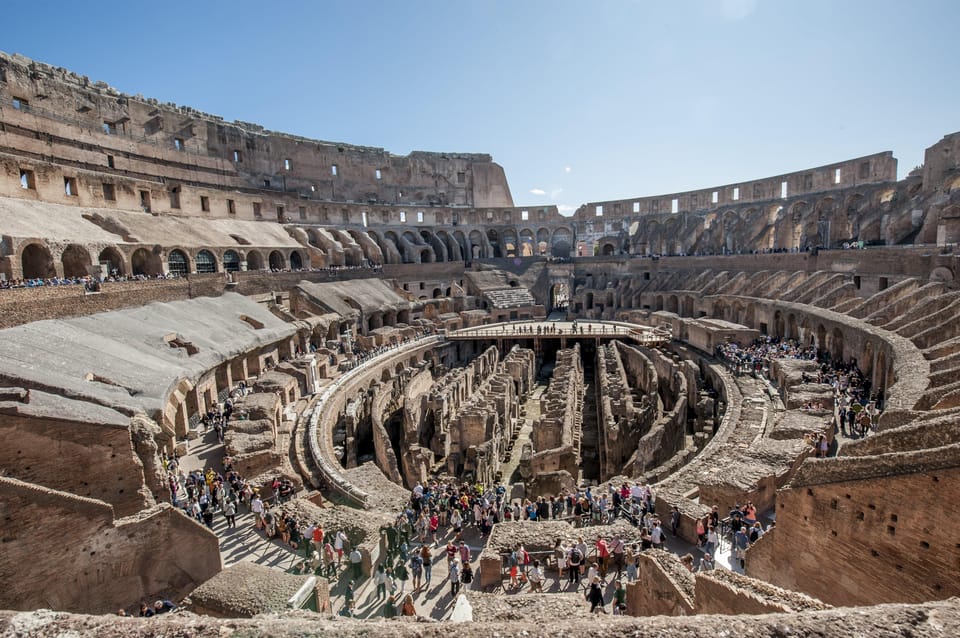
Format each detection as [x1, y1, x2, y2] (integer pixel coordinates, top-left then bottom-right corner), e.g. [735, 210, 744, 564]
[449, 559, 461, 598]
[588, 576, 607, 613]
[222, 500, 236, 528]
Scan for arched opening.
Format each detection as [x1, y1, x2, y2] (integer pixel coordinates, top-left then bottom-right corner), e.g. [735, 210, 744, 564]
[486, 229, 501, 258]
[195, 249, 217, 273]
[552, 227, 573, 258]
[289, 250, 303, 270]
[98, 247, 125, 277]
[167, 249, 189, 276]
[61, 244, 92, 278]
[131, 247, 162, 277]
[601, 242, 616, 256]
[420, 248, 434, 264]
[21, 243, 55, 279]
[246, 250, 264, 271]
[830, 327, 844, 362]
[269, 250, 285, 270]
[223, 250, 241, 272]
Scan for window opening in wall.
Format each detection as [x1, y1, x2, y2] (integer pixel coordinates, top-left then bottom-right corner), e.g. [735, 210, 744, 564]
[233, 150, 242, 162]
[200, 196, 210, 212]
[879, 277, 889, 290]
[521, 210, 529, 221]
[169, 187, 181, 209]
[671, 198, 679, 213]
[140, 190, 151, 212]
[263, 179, 271, 188]
[64, 176, 78, 197]
[298, 206, 306, 220]
[105, 155, 115, 169]
[417, 211, 424, 223]
[19, 169, 35, 190]
[227, 199, 236, 215]
[284, 158, 291, 170]
[174, 138, 184, 151]
[633, 202, 640, 213]
[12, 97, 28, 110]
[399, 210, 407, 223]
[331, 164, 338, 176]
[596, 205, 603, 216]
[375, 169, 382, 180]
[103, 121, 115, 135]
[457, 171, 466, 184]
[732, 187, 740, 201]
[781, 181, 788, 198]
[253, 202, 262, 218]
[102, 183, 116, 201]
[834, 168, 842, 184]
[712, 191, 719, 204]
[276, 205, 284, 221]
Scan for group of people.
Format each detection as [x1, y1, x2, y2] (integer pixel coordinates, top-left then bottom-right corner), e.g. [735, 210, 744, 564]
[0, 271, 181, 290]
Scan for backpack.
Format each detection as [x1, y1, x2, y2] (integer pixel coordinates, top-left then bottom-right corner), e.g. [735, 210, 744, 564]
[749, 528, 760, 543]
[522, 549, 531, 565]
[508, 552, 518, 567]
[570, 548, 582, 564]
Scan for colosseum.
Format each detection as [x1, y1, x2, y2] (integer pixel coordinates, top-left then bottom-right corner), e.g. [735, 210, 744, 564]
[1, 50, 959, 636]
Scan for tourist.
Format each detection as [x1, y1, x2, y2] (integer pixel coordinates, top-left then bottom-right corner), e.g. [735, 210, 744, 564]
[449, 559, 461, 597]
[409, 547, 423, 591]
[400, 593, 416, 616]
[421, 544, 433, 585]
[587, 576, 607, 613]
[567, 543, 583, 584]
[349, 546, 363, 580]
[527, 559, 543, 593]
[461, 560, 474, 589]
[374, 564, 388, 600]
[612, 580, 627, 615]
[222, 499, 236, 528]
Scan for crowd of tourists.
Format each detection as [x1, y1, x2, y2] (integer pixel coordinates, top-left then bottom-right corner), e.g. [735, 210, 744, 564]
[0, 272, 181, 290]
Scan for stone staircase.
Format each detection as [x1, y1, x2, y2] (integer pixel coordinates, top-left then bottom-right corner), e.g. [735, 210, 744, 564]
[485, 287, 537, 309]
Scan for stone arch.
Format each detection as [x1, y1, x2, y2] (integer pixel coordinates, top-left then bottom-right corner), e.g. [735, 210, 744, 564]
[131, 247, 162, 277]
[815, 323, 827, 351]
[551, 227, 573, 258]
[289, 250, 303, 270]
[223, 249, 241, 272]
[519, 228, 535, 256]
[787, 314, 799, 340]
[435, 230, 462, 262]
[269, 250, 286, 270]
[21, 243, 55, 279]
[665, 295, 679, 314]
[502, 229, 518, 257]
[600, 242, 616, 256]
[486, 229, 501, 258]
[773, 310, 785, 338]
[61, 244, 92, 278]
[452, 230, 469, 261]
[829, 326, 844, 362]
[420, 230, 447, 262]
[931, 266, 954, 283]
[246, 250, 264, 271]
[814, 197, 837, 248]
[743, 303, 756, 328]
[536, 228, 551, 256]
[680, 296, 694, 317]
[194, 249, 217, 273]
[98, 246, 125, 276]
[469, 230, 486, 259]
[167, 249, 190, 276]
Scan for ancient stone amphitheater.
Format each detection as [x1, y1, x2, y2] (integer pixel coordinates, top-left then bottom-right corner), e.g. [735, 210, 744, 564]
[1, 51, 959, 636]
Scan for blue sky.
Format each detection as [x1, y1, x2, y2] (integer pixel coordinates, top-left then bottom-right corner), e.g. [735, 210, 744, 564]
[2, 0, 957, 214]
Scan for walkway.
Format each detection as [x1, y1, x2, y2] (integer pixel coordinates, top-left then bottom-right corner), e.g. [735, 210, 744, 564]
[447, 320, 668, 347]
[501, 382, 546, 485]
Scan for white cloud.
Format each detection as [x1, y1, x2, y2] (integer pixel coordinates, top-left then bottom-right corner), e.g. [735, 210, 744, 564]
[550, 188, 564, 199]
[529, 188, 546, 196]
[563, 166, 572, 173]
[557, 204, 576, 216]
[720, 0, 757, 21]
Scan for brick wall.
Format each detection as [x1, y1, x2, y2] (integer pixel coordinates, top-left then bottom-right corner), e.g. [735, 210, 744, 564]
[0, 477, 221, 613]
[747, 463, 960, 606]
[0, 413, 151, 517]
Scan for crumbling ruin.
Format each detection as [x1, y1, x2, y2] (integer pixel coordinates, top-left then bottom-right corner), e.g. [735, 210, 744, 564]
[1, 50, 960, 636]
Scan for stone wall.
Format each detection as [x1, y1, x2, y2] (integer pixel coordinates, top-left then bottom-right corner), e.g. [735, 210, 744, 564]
[626, 550, 695, 616]
[0, 476, 220, 614]
[0, 394, 153, 517]
[694, 570, 830, 615]
[746, 448, 960, 606]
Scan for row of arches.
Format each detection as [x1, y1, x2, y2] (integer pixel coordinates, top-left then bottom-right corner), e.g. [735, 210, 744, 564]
[630, 188, 894, 256]
[16, 242, 306, 279]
